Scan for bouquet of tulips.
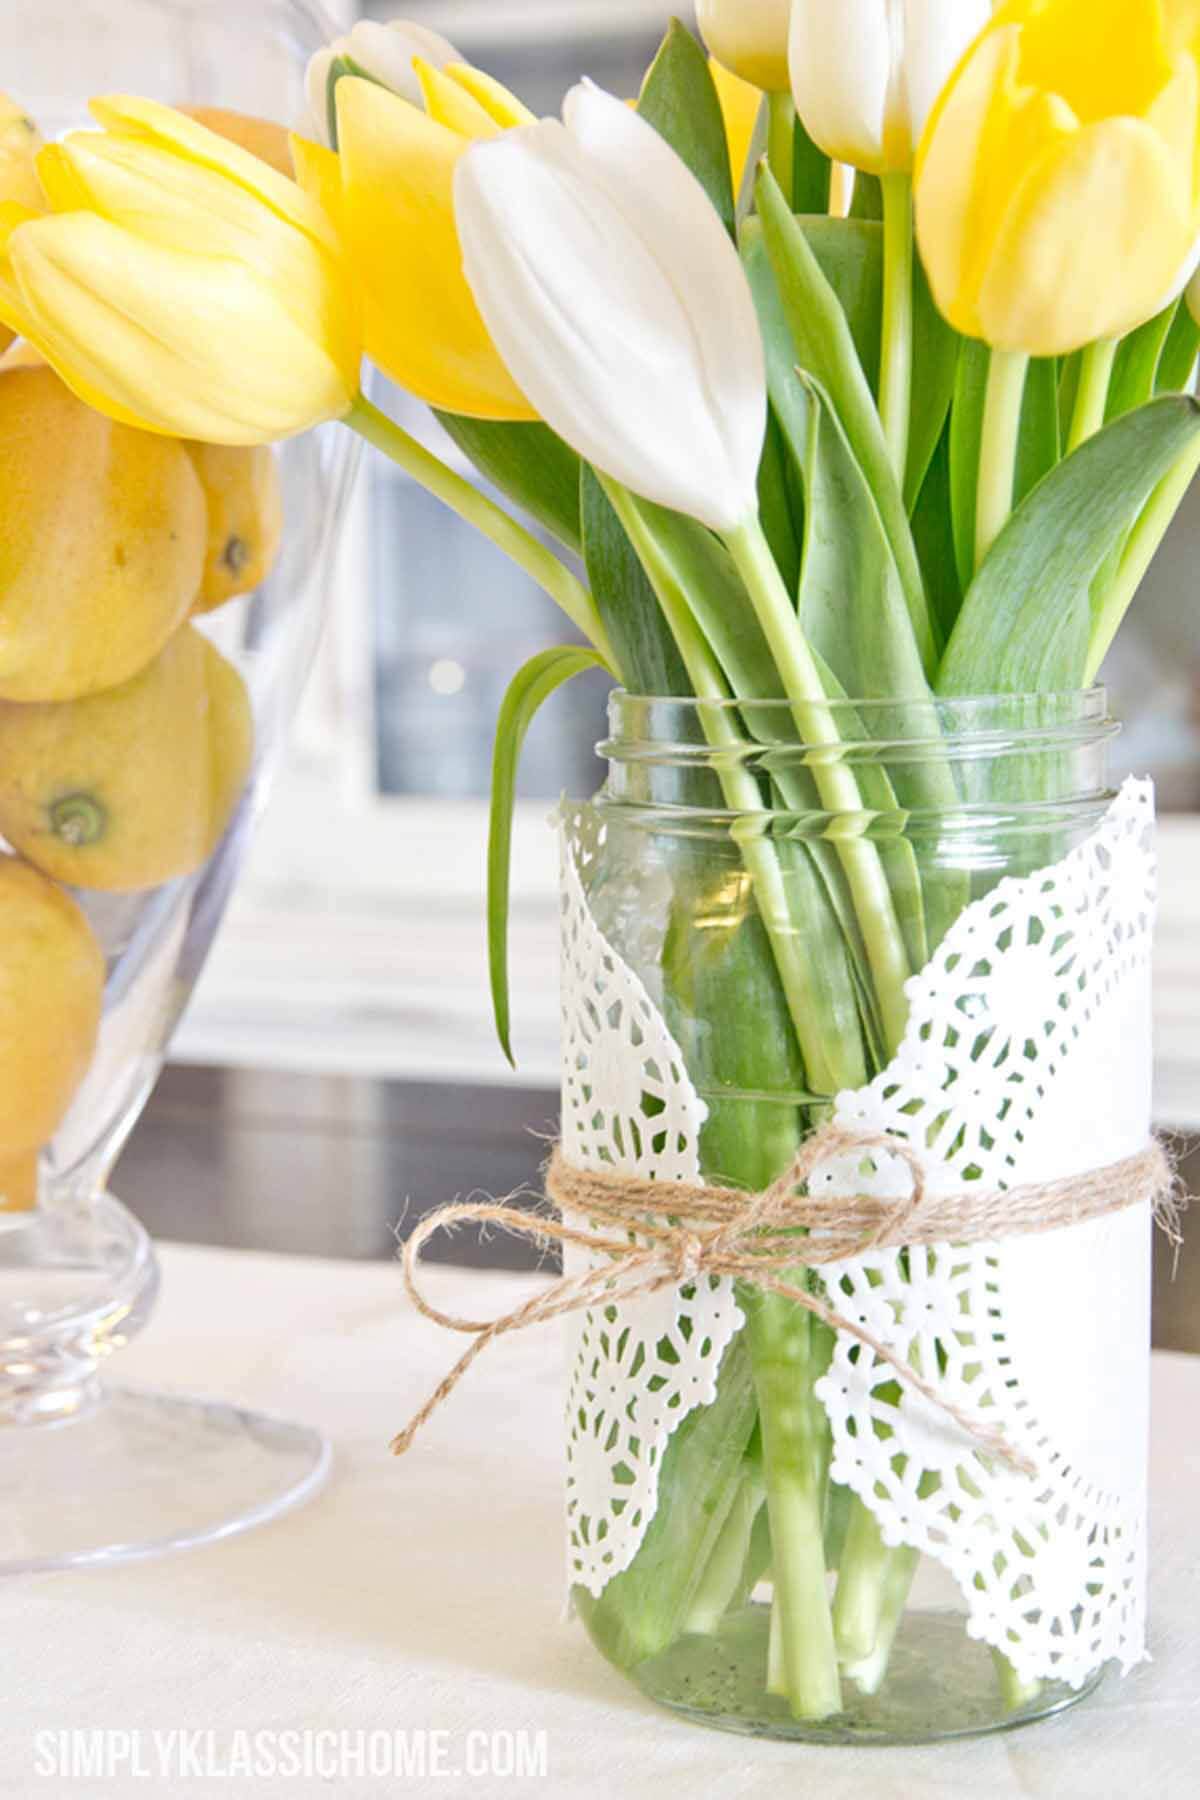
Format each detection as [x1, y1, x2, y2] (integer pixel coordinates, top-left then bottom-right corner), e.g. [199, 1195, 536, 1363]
[1, 0, 1195, 1726]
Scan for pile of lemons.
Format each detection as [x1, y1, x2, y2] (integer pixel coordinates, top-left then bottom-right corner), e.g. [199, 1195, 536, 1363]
[0, 101, 288, 1210]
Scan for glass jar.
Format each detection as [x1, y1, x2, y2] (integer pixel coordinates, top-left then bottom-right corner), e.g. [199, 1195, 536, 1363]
[562, 689, 1148, 1744]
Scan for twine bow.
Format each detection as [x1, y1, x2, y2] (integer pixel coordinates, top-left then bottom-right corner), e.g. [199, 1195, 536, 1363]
[392, 1124, 1177, 1478]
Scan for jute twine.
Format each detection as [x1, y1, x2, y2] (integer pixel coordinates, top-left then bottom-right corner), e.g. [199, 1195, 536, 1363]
[392, 1124, 1178, 1478]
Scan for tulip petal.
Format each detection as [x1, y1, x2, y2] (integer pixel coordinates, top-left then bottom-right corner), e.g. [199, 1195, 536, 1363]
[415, 61, 503, 140]
[7, 212, 354, 440]
[444, 64, 537, 131]
[335, 76, 532, 420]
[917, 25, 1078, 339]
[290, 133, 344, 235]
[456, 88, 765, 530]
[978, 116, 1195, 352]
[88, 94, 337, 252]
[42, 133, 358, 387]
[902, 0, 993, 150]
[697, 0, 793, 92]
[1146, 49, 1200, 209]
[1014, 0, 1173, 122]
[347, 19, 459, 103]
[790, 0, 891, 170]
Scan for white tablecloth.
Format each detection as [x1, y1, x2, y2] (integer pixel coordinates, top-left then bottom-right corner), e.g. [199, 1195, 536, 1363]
[4, 1245, 1198, 1799]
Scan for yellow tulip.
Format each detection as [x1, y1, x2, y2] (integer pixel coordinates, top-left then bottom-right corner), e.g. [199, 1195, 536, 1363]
[0, 94, 42, 213]
[0, 95, 43, 353]
[293, 59, 535, 420]
[0, 96, 359, 443]
[915, 0, 1200, 355]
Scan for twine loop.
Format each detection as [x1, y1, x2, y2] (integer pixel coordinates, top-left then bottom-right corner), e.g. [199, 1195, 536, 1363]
[392, 1124, 1178, 1478]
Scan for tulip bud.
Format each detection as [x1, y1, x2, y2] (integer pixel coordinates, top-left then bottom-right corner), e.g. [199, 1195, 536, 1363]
[0, 96, 359, 442]
[696, 0, 792, 93]
[455, 83, 766, 531]
[790, 0, 993, 175]
[916, 0, 1200, 355]
[306, 19, 461, 148]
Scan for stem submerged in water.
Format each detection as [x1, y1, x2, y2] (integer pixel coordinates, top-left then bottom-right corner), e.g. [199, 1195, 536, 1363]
[746, 1288, 842, 1721]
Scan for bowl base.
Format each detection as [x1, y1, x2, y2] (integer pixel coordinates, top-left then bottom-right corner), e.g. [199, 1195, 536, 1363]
[0, 1384, 329, 1575]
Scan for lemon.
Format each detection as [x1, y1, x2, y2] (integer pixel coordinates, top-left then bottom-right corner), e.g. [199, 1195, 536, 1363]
[0, 363, 207, 701]
[0, 856, 105, 1211]
[0, 625, 255, 893]
[186, 441, 284, 612]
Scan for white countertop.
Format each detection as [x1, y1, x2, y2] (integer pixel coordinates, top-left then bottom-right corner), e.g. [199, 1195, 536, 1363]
[4, 1245, 1198, 1799]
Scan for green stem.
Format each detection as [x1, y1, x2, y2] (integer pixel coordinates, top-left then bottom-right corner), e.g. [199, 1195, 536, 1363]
[840, 1539, 920, 1695]
[747, 1289, 843, 1720]
[766, 92, 796, 207]
[722, 515, 912, 1055]
[682, 1474, 765, 1636]
[346, 393, 615, 667]
[1067, 337, 1118, 454]
[601, 479, 855, 1096]
[1085, 433, 1200, 681]
[974, 350, 1030, 570]
[880, 173, 914, 490]
[831, 1499, 897, 1663]
[993, 1649, 1041, 1713]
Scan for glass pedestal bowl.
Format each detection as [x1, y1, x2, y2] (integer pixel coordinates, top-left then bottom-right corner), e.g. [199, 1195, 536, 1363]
[0, 0, 356, 1571]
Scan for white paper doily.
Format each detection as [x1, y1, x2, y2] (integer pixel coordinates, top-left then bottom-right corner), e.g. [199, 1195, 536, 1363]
[559, 806, 745, 1597]
[558, 781, 1155, 1685]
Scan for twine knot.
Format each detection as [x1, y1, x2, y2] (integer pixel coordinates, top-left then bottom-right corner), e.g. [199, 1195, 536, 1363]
[390, 1124, 1178, 1475]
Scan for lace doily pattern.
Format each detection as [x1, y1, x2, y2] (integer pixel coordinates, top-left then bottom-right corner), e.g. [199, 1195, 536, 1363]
[559, 807, 744, 1598]
[558, 782, 1155, 1686]
[815, 778, 1155, 1686]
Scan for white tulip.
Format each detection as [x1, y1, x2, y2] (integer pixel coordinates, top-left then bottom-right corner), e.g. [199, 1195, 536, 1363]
[305, 19, 460, 147]
[696, 0, 792, 92]
[789, 0, 993, 175]
[454, 83, 766, 533]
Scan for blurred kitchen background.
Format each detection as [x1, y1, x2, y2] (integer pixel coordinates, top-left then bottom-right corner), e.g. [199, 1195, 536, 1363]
[103, 0, 1200, 1346]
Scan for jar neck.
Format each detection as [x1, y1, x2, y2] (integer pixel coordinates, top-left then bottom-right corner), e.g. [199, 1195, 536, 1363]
[599, 690, 1118, 827]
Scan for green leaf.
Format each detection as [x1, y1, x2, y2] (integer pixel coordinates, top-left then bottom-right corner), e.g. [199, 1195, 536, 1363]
[434, 414, 582, 553]
[750, 166, 939, 676]
[605, 488, 782, 702]
[906, 252, 961, 512]
[792, 116, 831, 215]
[792, 377, 960, 952]
[948, 338, 989, 593]
[757, 410, 803, 597]
[488, 646, 606, 1064]
[939, 396, 1200, 696]
[580, 467, 690, 697]
[912, 423, 962, 645]
[796, 218, 884, 395]
[1107, 303, 1177, 420]
[1157, 302, 1200, 393]
[745, 214, 885, 396]
[1015, 356, 1060, 503]
[850, 172, 883, 220]
[637, 19, 735, 235]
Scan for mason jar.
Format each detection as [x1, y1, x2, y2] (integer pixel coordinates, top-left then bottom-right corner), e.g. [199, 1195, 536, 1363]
[559, 689, 1152, 1745]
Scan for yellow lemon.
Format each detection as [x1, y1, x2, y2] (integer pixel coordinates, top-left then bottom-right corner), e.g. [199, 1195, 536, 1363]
[0, 362, 207, 701]
[186, 441, 284, 612]
[177, 105, 296, 179]
[0, 625, 255, 893]
[0, 855, 105, 1211]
